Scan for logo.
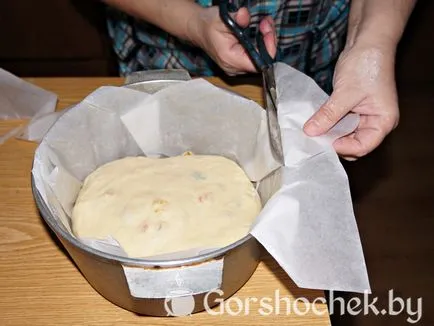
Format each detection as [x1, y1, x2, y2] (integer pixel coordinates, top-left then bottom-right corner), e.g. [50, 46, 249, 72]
[164, 288, 422, 323]
[164, 289, 195, 317]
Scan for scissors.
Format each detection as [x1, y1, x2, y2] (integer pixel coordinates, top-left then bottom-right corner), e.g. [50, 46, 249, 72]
[219, 0, 284, 164]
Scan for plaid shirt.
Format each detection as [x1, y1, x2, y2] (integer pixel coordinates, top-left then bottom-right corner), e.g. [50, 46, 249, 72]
[107, 0, 350, 93]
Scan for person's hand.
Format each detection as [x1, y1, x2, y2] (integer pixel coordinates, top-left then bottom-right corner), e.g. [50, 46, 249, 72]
[303, 41, 399, 160]
[189, 6, 277, 75]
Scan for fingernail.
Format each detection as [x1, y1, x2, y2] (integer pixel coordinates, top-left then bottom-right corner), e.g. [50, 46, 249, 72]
[304, 120, 320, 135]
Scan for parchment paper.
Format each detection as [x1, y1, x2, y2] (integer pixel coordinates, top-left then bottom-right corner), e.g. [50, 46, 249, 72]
[251, 63, 369, 292]
[31, 63, 370, 293]
[0, 68, 57, 144]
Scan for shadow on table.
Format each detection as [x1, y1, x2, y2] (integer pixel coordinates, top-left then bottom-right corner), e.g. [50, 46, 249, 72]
[219, 74, 263, 88]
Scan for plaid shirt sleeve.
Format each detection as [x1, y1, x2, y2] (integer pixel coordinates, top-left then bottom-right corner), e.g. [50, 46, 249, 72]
[106, 0, 350, 93]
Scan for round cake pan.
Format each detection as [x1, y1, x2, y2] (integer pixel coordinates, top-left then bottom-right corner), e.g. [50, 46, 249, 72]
[32, 69, 262, 316]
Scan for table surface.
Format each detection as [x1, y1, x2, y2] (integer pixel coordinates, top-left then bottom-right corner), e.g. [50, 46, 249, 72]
[0, 77, 330, 326]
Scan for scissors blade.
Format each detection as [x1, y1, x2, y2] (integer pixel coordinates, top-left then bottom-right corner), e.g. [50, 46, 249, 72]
[262, 67, 284, 165]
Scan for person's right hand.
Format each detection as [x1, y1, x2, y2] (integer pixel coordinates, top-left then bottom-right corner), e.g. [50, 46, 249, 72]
[188, 6, 277, 75]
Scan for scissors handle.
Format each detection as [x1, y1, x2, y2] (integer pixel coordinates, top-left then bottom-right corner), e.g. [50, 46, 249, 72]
[219, 0, 274, 72]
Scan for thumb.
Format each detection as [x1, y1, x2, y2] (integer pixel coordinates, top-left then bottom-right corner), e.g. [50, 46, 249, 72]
[303, 89, 363, 136]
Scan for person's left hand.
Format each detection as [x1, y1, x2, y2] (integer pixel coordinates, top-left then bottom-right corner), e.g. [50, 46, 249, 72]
[303, 41, 400, 160]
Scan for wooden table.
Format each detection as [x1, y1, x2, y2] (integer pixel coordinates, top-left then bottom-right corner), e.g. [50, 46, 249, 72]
[0, 77, 330, 326]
